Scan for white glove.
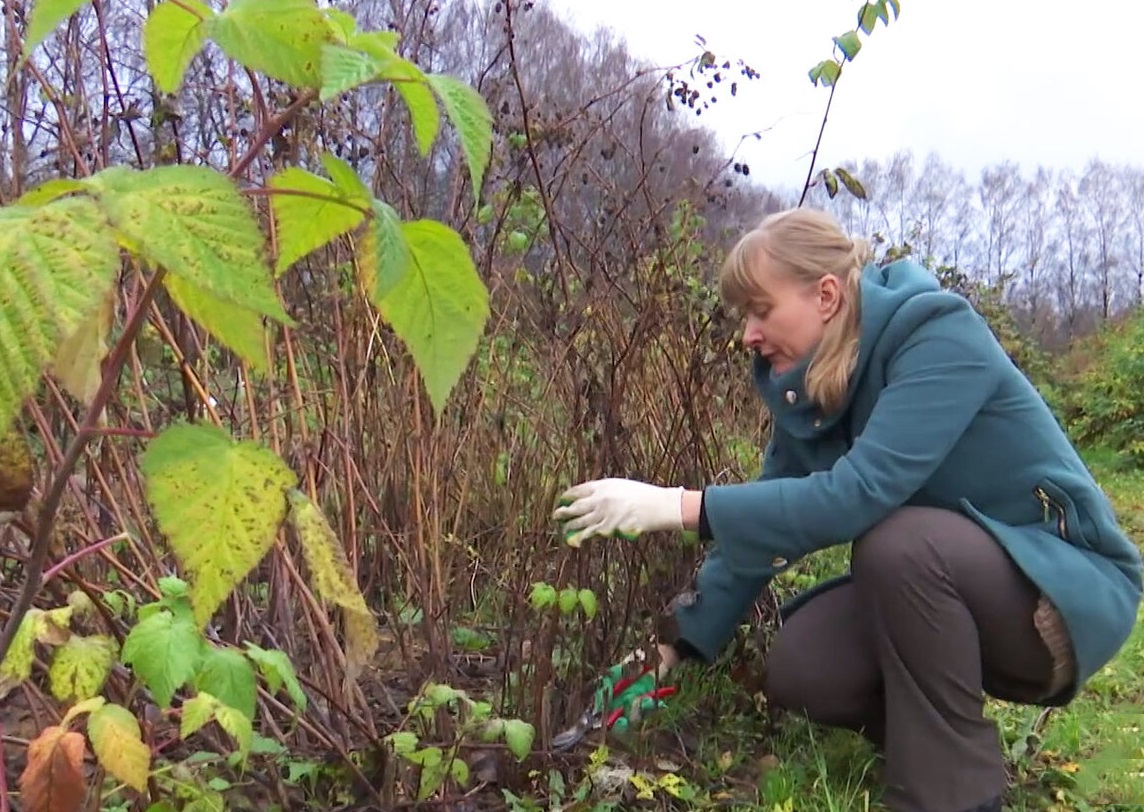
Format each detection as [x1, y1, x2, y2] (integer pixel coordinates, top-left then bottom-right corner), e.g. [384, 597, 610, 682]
[553, 478, 684, 547]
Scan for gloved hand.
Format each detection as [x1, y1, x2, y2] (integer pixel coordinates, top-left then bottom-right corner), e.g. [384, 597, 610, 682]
[553, 478, 684, 547]
[592, 660, 678, 734]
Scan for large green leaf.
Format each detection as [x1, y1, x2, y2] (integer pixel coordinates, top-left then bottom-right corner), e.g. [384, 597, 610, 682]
[84, 165, 290, 323]
[427, 73, 493, 199]
[162, 274, 271, 374]
[369, 220, 489, 415]
[121, 610, 206, 708]
[143, 0, 215, 94]
[268, 165, 368, 275]
[0, 196, 119, 434]
[206, 0, 332, 89]
[140, 423, 298, 627]
[193, 646, 257, 720]
[21, 0, 88, 60]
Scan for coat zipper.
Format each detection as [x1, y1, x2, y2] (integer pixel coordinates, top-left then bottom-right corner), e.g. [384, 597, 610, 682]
[1034, 487, 1067, 538]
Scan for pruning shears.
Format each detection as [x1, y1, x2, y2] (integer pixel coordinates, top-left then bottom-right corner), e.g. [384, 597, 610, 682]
[551, 662, 678, 750]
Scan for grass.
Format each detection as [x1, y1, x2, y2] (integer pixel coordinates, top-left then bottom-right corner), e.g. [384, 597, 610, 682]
[531, 447, 1144, 812]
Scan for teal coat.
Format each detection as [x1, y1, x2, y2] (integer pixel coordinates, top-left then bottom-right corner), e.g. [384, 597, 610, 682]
[673, 259, 1142, 704]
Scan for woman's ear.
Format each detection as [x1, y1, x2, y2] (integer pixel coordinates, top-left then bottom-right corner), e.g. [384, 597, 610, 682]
[818, 274, 843, 321]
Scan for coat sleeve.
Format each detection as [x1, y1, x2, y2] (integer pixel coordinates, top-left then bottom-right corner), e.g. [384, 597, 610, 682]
[671, 431, 803, 662]
[700, 302, 1004, 580]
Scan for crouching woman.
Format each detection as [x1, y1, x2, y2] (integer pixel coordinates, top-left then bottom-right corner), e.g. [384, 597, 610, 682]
[553, 208, 1142, 812]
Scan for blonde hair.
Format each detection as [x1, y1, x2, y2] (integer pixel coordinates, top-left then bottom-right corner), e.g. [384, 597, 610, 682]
[720, 208, 871, 414]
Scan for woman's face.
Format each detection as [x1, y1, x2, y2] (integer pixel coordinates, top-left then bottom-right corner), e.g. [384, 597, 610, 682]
[740, 260, 842, 374]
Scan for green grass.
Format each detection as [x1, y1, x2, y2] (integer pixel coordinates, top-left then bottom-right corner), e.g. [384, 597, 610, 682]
[536, 447, 1144, 812]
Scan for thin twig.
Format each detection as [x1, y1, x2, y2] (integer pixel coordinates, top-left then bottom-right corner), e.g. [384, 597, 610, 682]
[0, 270, 168, 664]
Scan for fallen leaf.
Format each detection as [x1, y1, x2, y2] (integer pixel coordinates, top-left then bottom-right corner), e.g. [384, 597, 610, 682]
[18, 725, 88, 812]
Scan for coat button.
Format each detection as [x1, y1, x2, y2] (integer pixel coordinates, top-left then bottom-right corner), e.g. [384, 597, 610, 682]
[772, 556, 788, 568]
[784, 390, 797, 404]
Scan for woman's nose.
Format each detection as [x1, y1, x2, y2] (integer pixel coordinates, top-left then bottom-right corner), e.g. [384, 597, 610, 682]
[742, 314, 764, 347]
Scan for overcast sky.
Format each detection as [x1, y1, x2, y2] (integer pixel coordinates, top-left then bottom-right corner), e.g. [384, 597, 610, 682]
[545, 0, 1143, 195]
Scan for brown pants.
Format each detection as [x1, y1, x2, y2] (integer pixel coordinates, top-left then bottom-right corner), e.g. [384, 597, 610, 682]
[765, 507, 1059, 812]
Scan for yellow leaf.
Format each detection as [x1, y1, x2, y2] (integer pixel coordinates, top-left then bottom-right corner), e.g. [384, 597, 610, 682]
[87, 703, 151, 792]
[52, 287, 114, 406]
[287, 489, 379, 688]
[49, 635, 117, 702]
[18, 725, 88, 812]
[61, 696, 107, 727]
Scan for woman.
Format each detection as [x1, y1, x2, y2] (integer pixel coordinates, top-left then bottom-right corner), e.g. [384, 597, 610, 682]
[552, 207, 1142, 812]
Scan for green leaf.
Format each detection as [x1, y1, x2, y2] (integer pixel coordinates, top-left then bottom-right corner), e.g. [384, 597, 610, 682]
[361, 200, 411, 300]
[205, 0, 332, 88]
[21, 0, 88, 60]
[162, 274, 271, 374]
[180, 692, 220, 739]
[822, 168, 840, 199]
[558, 587, 578, 615]
[450, 756, 469, 786]
[529, 582, 556, 610]
[320, 153, 371, 199]
[502, 719, 535, 760]
[387, 731, 418, 755]
[143, 0, 215, 93]
[48, 634, 117, 702]
[268, 166, 368, 276]
[0, 196, 120, 436]
[426, 73, 493, 199]
[243, 643, 307, 711]
[808, 59, 841, 87]
[833, 30, 862, 61]
[319, 43, 383, 101]
[15, 178, 86, 207]
[834, 166, 868, 200]
[140, 422, 298, 628]
[323, 8, 359, 43]
[577, 588, 598, 620]
[87, 703, 151, 792]
[193, 647, 257, 720]
[857, 3, 879, 34]
[886, 0, 901, 19]
[286, 489, 379, 685]
[369, 219, 489, 416]
[121, 610, 206, 708]
[349, 33, 439, 155]
[215, 704, 253, 760]
[84, 165, 290, 323]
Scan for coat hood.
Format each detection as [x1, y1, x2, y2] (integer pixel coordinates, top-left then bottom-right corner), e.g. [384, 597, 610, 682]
[751, 259, 946, 438]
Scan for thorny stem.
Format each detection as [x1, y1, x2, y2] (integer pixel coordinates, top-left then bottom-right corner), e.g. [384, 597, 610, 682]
[0, 269, 167, 663]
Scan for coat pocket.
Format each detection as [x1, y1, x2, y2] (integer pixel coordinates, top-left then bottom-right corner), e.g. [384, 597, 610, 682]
[1034, 478, 1096, 552]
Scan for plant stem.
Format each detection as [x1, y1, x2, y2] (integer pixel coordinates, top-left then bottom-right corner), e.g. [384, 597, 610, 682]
[229, 89, 317, 179]
[0, 270, 166, 664]
[798, 73, 840, 207]
[41, 532, 129, 585]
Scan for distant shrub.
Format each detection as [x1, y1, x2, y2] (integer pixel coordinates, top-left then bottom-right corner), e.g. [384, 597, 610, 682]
[1058, 312, 1144, 461]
